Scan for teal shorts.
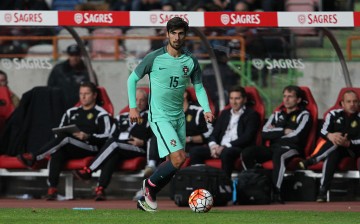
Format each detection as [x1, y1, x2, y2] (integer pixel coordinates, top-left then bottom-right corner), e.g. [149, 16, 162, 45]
[149, 117, 186, 158]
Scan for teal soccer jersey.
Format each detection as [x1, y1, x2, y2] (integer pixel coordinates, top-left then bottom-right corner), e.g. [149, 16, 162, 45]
[134, 47, 202, 122]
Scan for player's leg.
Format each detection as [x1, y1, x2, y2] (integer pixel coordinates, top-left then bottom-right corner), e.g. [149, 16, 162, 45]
[138, 119, 185, 211]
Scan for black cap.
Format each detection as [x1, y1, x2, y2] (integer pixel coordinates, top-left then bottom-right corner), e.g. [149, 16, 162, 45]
[67, 44, 81, 55]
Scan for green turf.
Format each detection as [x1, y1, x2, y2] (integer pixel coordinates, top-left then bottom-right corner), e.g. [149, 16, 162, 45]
[0, 208, 358, 224]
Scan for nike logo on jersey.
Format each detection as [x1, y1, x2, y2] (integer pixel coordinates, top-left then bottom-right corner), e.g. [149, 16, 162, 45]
[159, 67, 167, 70]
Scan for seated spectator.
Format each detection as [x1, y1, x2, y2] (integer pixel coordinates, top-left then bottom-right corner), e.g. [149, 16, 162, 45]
[18, 82, 112, 200]
[299, 90, 360, 202]
[73, 89, 152, 201]
[241, 85, 312, 204]
[109, 0, 132, 11]
[189, 86, 260, 177]
[47, 44, 91, 108]
[0, 70, 20, 107]
[132, 0, 162, 10]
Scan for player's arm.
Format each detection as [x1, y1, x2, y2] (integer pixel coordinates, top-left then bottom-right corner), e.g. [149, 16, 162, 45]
[127, 71, 141, 123]
[194, 83, 214, 123]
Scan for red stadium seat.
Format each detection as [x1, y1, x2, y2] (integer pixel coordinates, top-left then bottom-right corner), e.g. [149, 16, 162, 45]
[204, 86, 266, 170]
[262, 86, 318, 170]
[306, 87, 360, 171]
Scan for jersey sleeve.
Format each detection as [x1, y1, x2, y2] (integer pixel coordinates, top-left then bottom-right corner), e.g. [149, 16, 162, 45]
[127, 72, 140, 109]
[190, 56, 202, 84]
[194, 83, 211, 113]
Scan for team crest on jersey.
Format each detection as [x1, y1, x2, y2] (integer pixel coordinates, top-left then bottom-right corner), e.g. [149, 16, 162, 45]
[170, 139, 177, 147]
[351, 120, 358, 128]
[291, 115, 297, 122]
[186, 114, 192, 122]
[183, 66, 189, 75]
[87, 113, 94, 120]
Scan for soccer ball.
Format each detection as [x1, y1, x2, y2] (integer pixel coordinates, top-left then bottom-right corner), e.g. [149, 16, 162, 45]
[188, 189, 214, 213]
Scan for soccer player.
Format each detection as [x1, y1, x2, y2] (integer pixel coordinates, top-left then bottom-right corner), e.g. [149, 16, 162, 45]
[127, 17, 215, 212]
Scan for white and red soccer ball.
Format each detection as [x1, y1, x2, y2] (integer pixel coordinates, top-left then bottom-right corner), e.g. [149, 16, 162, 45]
[188, 189, 214, 213]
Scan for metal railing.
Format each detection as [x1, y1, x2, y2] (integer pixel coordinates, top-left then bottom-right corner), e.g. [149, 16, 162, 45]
[0, 35, 246, 62]
[346, 35, 360, 61]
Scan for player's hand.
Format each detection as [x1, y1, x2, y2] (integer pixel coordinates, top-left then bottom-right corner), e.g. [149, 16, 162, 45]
[129, 108, 142, 124]
[204, 112, 215, 123]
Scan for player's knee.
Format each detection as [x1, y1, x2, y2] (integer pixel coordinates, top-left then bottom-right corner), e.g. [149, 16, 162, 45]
[171, 150, 186, 169]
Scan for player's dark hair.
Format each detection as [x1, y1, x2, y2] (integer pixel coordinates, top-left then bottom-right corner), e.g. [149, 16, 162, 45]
[80, 81, 97, 94]
[167, 17, 189, 33]
[283, 85, 303, 99]
[229, 86, 247, 99]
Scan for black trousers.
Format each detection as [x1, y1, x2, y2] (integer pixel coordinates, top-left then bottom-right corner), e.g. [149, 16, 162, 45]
[88, 137, 145, 188]
[41, 136, 98, 187]
[310, 140, 360, 191]
[241, 144, 299, 189]
[189, 145, 244, 178]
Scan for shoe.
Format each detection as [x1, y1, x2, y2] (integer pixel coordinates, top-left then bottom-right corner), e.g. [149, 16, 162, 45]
[45, 187, 58, 201]
[73, 167, 92, 181]
[143, 166, 155, 178]
[298, 158, 315, 170]
[142, 179, 157, 210]
[272, 188, 285, 204]
[17, 153, 35, 168]
[94, 186, 106, 201]
[316, 188, 327, 203]
[137, 197, 157, 212]
[133, 189, 144, 201]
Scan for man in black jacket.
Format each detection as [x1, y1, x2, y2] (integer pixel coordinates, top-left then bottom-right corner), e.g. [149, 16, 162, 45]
[189, 86, 260, 177]
[47, 44, 90, 107]
[73, 89, 152, 201]
[241, 85, 311, 203]
[299, 90, 360, 202]
[18, 82, 112, 200]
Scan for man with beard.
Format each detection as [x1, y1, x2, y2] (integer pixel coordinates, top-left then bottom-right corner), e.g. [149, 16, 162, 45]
[127, 17, 215, 212]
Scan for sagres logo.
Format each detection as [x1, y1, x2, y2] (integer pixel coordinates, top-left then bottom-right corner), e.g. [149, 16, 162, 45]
[74, 13, 83, 24]
[1, 58, 52, 70]
[150, 14, 157, 24]
[4, 13, 12, 22]
[298, 14, 306, 24]
[1, 59, 12, 70]
[252, 59, 264, 70]
[220, 14, 230, 25]
[252, 58, 305, 70]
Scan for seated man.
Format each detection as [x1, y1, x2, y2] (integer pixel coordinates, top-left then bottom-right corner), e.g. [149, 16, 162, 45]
[241, 85, 312, 203]
[73, 89, 152, 201]
[299, 90, 360, 202]
[18, 81, 112, 200]
[189, 86, 260, 178]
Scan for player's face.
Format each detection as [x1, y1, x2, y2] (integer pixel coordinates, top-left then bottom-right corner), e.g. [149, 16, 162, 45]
[167, 28, 186, 50]
[79, 86, 97, 108]
[136, 91, 147, 111]
[341, 92, 359, 114]
[229, 91, 246, 112]
[283, 90, 301, 111]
